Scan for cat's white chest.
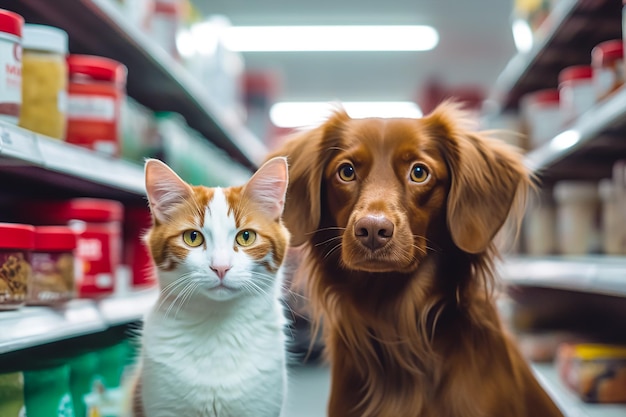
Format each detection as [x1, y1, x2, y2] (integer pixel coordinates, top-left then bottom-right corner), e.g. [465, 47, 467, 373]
[140, 301, 287, 417]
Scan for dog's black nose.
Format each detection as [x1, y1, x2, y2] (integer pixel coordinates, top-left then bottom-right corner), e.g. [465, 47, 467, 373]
[354, 215, 394, 250]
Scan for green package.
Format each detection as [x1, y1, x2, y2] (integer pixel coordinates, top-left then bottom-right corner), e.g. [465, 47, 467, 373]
[0, 372, 25, 417]
[67, 352, 98, 417]
[23, 364, 75, 417]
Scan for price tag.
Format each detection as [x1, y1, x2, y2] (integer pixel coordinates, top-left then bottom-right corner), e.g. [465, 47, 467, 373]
[0, 124, 43, 164]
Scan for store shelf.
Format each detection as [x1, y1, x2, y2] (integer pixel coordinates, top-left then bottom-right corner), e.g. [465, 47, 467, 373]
[531, 362, 626, 417]
[488, 0, 621, 112]
[500, 256, 626, 298]
[2, 0, 268, 170]
[0, 289, 157, 355]
[0, 121, 145, 201]
[524, 85, 626, 180]
[98, 288, 158, 326]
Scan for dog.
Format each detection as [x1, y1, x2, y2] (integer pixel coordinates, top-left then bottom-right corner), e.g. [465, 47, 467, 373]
[268, 101, 564, 417]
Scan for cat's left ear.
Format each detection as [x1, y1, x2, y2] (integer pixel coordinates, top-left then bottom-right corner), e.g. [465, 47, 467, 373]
[243, 157, 289, 220]
[145, 159, 193, 223]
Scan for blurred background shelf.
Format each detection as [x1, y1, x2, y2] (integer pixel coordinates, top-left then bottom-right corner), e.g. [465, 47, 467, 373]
[0, 0, 267, 170]
[531, 362, 626, 417]
[488, 0, 622, 112]
[0, 121, 145, 202]
[500, 256, 626, 298]
[523, 86, 626, 182]
[0, 289, 157, 355]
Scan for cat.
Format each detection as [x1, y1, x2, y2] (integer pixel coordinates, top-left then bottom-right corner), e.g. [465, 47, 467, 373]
[132, 156, 291, 417]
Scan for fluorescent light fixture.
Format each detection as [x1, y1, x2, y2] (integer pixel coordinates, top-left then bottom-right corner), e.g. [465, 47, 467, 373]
[512, 18, 533, 53]
[222, 25, 439, 52]
[549, 129, 580, 151]
[270, 101, 423, 128]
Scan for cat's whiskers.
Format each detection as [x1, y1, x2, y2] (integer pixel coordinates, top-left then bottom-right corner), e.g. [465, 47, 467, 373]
[174, 280, 203, 320]
[155, 272, 198, 312]
[164, 278, 201, 320]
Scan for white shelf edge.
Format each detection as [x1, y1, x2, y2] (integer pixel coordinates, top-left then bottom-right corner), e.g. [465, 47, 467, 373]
[0, 120, 146, 196]
[524, 86, 626, 174]
[499, 256, 626, 297]
[86, 0, 268, 168]
[531, 362, 626, 417]
[488, 0, 577, 108]
[0, 289, 157, 355]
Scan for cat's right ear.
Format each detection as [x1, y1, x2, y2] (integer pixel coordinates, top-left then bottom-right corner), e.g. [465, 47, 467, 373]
[145, 159, 193, 223]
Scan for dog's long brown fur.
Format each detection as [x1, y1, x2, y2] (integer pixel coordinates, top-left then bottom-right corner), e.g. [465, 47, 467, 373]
[268, 102, 563, 417]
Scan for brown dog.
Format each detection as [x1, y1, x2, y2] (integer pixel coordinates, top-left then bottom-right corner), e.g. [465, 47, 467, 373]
[269, 102, 563, 417]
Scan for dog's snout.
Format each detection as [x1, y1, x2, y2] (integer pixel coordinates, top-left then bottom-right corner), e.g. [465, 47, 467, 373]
[354, 215, 394, 250]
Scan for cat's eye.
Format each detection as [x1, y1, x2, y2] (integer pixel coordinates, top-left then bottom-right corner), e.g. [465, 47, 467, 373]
[235, 230, 257, 247]
[410, 164, 430, 184]
[337, 163, 356, 182]
[182, 230, 204, 247]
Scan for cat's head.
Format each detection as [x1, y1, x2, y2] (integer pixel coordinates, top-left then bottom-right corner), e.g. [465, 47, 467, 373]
[144, 157, 290, 302]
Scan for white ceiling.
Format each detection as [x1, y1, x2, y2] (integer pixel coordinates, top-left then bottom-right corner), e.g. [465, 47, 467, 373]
[193, 0, 517, 105]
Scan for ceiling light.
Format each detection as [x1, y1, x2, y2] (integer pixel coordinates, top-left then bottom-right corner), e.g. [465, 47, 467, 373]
[222, 26, 439, 52]
[270, 101, 423, 128]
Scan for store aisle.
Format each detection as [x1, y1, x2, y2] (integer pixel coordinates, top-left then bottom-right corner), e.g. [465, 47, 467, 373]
[283, 364, 331, 417]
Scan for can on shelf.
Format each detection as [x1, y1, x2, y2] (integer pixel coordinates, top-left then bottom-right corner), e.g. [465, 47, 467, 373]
[591, 39, 624, 102]
[19, 24, 69, 140]
[28, 226, 77, 305]
[66, 55, 127, 157]
[0, 223, 34, 310]
[19, 199, 123, 298]
[0, 9, 23, 124]
[520, 88, 561, 149]
[558, 65, 595, 126]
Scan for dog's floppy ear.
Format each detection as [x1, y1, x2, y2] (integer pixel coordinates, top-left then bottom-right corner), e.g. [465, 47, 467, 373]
[424, 101, 530, 254]
[265, 110, 349, 246]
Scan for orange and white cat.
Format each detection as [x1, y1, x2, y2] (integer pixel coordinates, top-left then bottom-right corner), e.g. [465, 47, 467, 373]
[133, 157, 290, 417]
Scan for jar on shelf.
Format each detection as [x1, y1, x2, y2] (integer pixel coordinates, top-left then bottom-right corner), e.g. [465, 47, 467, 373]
[523, 189, 556, 256]
[66, 55, 127, 157]
[598, 178, 626, 255]
[559, 65, 595, 126]
[124, 206, 155, 289]
[520, 88, 561, 149]
[27, 226, 77, 305]
[591, 39, 624, 102]
[0, 9, 23, 124]
[19, 24, 69, 140]
[0, 223, 34, 310]
[553, 181, 599, 255]
[19, 199, 123, 298]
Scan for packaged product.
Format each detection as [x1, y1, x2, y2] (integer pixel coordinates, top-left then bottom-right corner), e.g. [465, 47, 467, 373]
[19, 199, 123, 298]
[66, 55, 127, 157]
[0, 9, 23, 124]
[28, 226, 77, 305]
[0, 223, 34, 310]
[19, 24, 69, 139]
[592, 39, 624, 101]
[559, 65, 595, 126]
[553, 181, 599, 255]
[557, 343, 626, 403]
[0, 372, 25, 417]
[23, 364, 76, 417]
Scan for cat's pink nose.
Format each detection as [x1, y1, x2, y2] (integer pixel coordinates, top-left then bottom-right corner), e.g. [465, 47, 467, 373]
[210, 265, 231, 279]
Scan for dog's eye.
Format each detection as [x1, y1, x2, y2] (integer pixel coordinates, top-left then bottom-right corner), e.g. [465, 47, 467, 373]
[338, 163, 356, 182]
[410, 164, 430, 183]
[183, 230, 205, 247]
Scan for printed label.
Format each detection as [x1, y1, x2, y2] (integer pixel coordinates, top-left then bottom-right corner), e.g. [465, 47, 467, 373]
[67, 95, 115, 121]
[0, 34, 21, 124]
[0, 251, 29, 306]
